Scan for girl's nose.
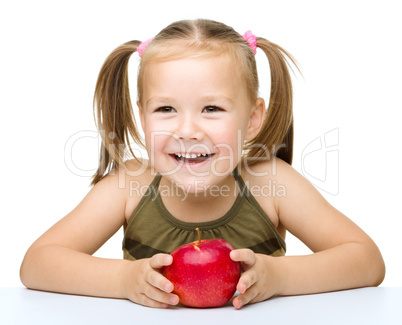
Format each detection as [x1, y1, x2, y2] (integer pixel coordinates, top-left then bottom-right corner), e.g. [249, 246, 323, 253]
[175, 115, 204, 141]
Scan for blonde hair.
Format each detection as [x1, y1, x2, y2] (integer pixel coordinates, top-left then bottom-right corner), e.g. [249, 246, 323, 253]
[92, 19, 298, 185]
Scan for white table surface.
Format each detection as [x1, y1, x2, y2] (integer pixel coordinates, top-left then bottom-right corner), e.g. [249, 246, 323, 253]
[1, 287, 401, 325]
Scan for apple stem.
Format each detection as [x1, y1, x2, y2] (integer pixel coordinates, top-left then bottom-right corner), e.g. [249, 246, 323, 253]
[195, 228, 201, 245]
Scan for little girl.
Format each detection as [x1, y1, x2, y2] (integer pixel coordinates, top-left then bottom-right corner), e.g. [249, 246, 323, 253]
[20, 19, 385, 309]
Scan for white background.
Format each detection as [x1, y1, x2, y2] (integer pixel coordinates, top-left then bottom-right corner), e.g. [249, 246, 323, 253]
[1, 0, 401, 287]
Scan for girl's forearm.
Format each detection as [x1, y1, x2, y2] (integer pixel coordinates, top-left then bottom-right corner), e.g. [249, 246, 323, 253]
[20, 245, 132, 299]
[272, 242, 385, 296]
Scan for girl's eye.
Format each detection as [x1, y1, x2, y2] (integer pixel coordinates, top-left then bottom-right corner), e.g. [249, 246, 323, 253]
[155, 106, 176, 113]
[202, 106, 224, 113]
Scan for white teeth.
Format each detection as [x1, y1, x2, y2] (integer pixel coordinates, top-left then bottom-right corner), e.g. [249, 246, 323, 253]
[174, 153, 210, 158]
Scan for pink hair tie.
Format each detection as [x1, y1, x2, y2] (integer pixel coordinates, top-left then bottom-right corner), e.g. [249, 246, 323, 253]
[138, 37, 154, 57]
[242, 30, 257, 55]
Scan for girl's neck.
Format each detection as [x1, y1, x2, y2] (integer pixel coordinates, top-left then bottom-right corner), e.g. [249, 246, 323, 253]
[157, 173, 239, 223]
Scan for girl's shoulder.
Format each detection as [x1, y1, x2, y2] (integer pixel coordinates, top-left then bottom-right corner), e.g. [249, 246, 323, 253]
[242, 157, 336, 234]
[242, 157, 316, 205]
[103, 158, 154, 189]
[241, 157, 305, 191]
[122, 158, 154, 183]
[241, 157, 292, 188]
[240, 157, 304, 228]
[118, 159, 155, 221]
[93, 158, 155, 222]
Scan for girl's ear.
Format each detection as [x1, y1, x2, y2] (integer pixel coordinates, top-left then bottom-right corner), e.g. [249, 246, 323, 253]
[137, 100, 145, 131]
[245, 98, 265, 140]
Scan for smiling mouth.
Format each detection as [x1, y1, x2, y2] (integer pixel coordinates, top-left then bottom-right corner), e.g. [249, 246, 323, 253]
[170, 153, 214, 164]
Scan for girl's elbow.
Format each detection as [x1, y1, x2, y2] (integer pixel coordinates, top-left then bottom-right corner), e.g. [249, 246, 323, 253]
[19, 248, 38, 289]
[19, 255, 32, 289]
[367, 245, 386, 287]
[20, 264, 29, 288]
[372, 257, 386, 287]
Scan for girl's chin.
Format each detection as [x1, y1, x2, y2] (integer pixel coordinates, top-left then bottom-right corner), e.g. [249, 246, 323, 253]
[162, 154, 237, 176]
[159, 171, 234, 195]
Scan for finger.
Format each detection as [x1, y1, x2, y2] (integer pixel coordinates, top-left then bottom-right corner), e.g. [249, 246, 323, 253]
[136, 293, 174, 309]
[146, 268, 174, 293]
[232, 295, 243, 310]
[232, 284, 259, 309]
[143, 284, 180, 307]
[230, 249, 256, 267]
[149, 253, 173, 269]
[137, 293, 169, 309]
[236, 270, 257, 294]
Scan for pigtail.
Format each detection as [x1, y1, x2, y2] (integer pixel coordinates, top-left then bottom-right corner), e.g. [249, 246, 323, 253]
[246, 37, 299, 165]
[91, 40, 143, 186]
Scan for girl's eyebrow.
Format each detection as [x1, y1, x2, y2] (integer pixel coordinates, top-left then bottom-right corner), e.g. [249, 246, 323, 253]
[146, 95, 233, 106]
[201, 95, 234, 104]
[145, 96, 175, 106]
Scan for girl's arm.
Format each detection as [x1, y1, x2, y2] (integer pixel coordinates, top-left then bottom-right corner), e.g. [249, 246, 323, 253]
[231, 158, 385, 309]
[20, 165, 179, 308]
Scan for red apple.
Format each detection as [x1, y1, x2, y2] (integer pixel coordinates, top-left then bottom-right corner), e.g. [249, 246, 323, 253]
[163, 229, 241, 308]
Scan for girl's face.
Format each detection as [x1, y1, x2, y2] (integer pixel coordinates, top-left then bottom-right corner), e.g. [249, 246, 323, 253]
[138, 55, 264, 193]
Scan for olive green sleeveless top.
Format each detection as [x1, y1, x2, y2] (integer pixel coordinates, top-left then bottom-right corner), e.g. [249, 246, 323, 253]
[122, 168, 286, 260]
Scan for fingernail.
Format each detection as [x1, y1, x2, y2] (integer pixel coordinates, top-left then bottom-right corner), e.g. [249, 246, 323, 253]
[169, 296, 178, 305]
[231, 251, 238, 259]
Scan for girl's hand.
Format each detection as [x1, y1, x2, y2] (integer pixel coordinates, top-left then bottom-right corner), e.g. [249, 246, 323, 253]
[123, 253, 180, 308]
[230, 249, 281, 309]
